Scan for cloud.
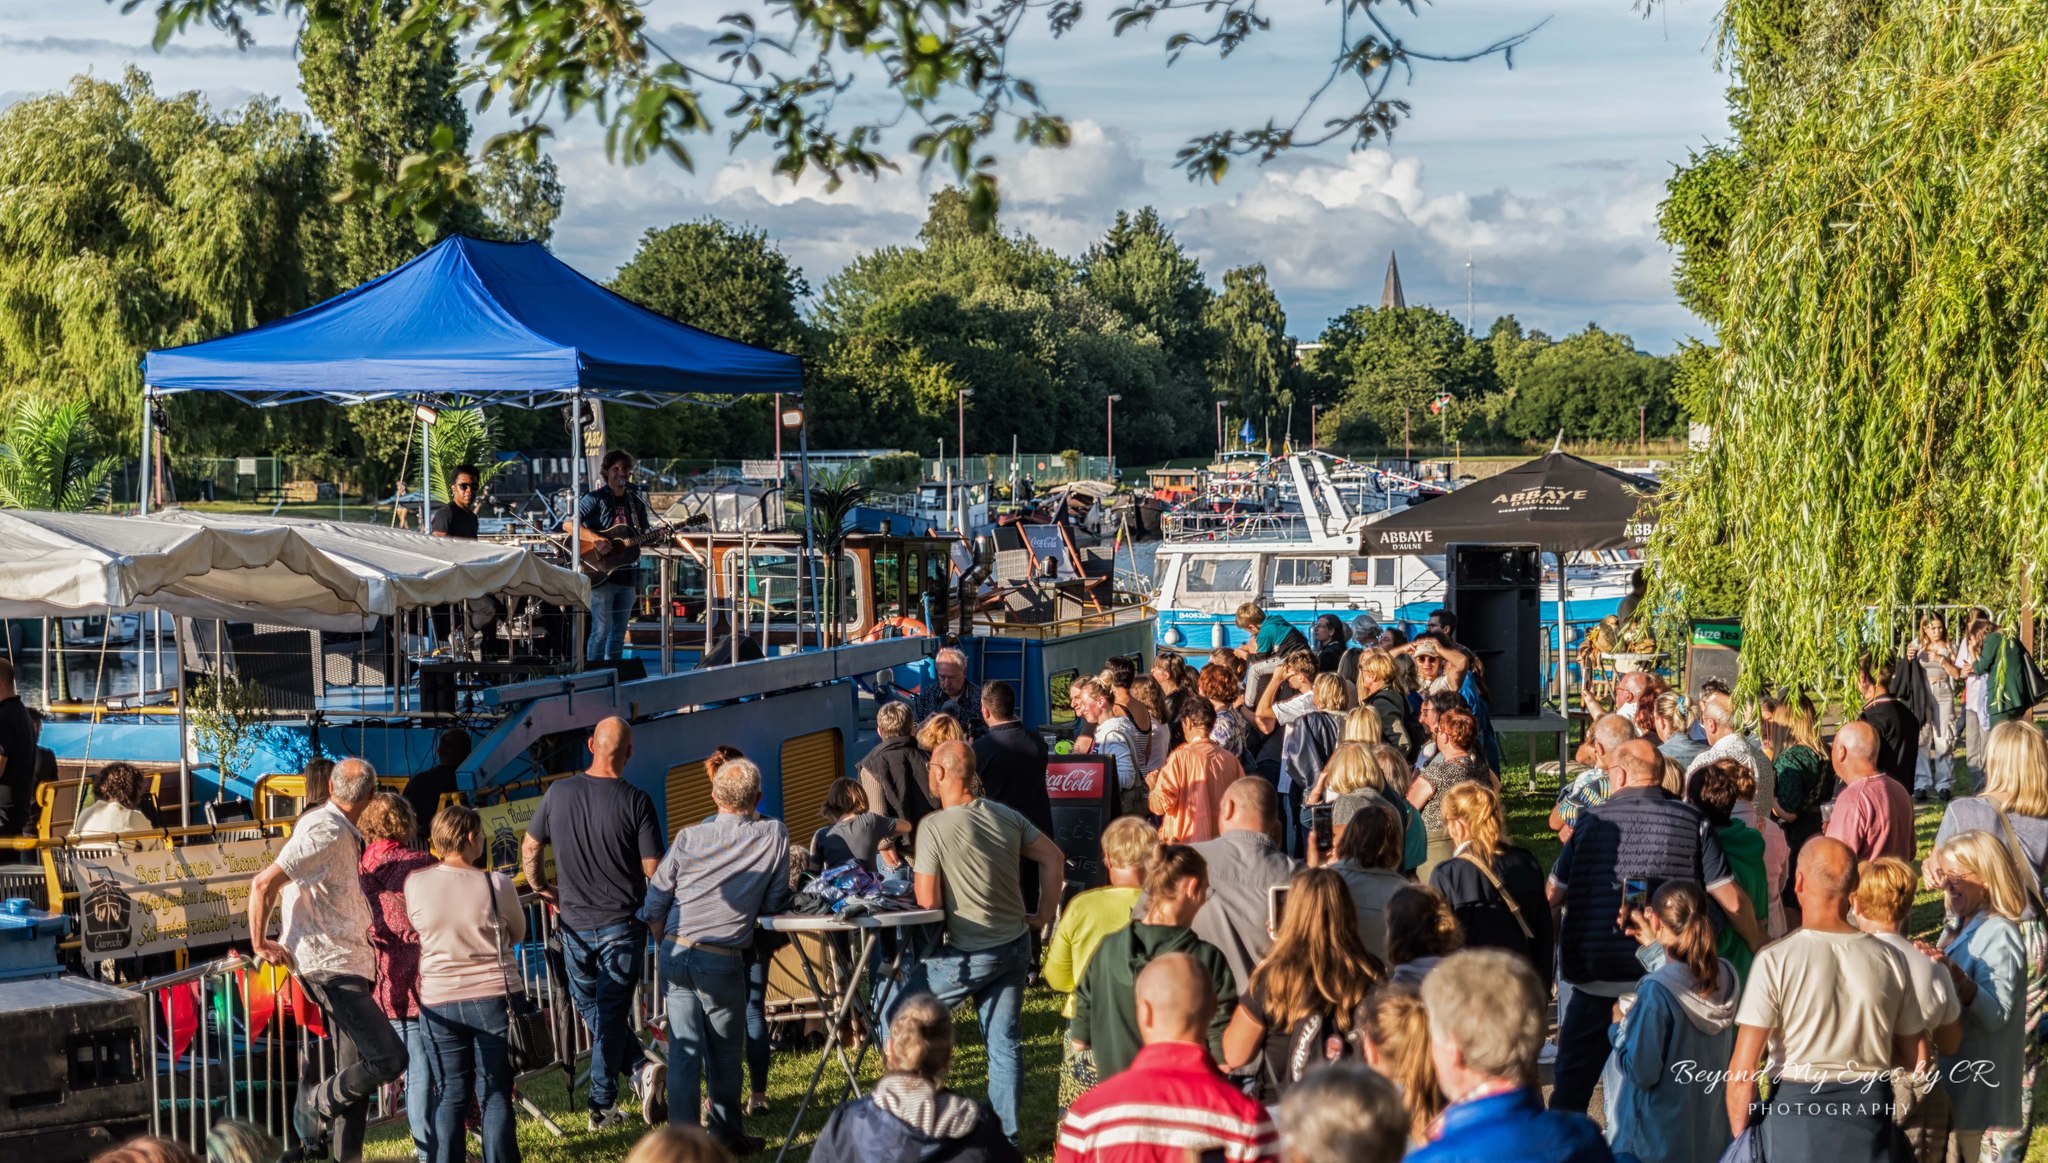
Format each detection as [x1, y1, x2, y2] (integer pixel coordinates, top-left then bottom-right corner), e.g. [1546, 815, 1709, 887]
[0, 35, 296, 61]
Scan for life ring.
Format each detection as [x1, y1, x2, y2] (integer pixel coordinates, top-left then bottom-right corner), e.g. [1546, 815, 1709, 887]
[862, 616, 931, 642]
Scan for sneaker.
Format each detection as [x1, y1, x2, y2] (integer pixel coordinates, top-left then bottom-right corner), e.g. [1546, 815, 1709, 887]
[1940, 789, 1953, 802]
[587, 1105, 630, 1132]
[1538, 1040, 1559, 1065]
[634, 1060, 668, 1125]
[1915, 788, 1928, 803]
[290, 1093, 332, 1160]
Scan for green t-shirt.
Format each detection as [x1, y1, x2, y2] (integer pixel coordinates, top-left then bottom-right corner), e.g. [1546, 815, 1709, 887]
[1254, 616, 1293, 655]
[914, 797, 1042, 952]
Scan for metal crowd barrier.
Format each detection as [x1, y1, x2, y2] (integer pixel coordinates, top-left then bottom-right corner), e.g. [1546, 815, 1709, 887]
[120, 893, 679, 1154]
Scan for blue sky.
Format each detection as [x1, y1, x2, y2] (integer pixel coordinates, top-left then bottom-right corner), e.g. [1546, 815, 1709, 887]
[1, 1, 1732, 351]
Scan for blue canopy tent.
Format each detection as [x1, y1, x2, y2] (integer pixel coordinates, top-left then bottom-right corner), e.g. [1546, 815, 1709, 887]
[142, 234, 815, 651]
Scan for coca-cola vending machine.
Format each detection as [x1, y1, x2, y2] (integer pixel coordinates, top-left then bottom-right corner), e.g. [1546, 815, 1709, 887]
[1045, 754, 1115, 900]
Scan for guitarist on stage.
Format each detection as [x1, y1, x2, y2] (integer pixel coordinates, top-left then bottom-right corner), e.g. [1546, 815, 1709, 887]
[569, 450, 653, 660]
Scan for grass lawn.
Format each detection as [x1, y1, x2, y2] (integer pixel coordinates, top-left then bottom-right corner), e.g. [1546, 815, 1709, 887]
[362, 735, 2048, 1162]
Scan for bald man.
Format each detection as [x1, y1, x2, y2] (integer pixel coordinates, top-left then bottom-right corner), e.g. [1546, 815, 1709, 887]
[1556, 712, 1638, 838]
[1727, 838, 1920, 1157]
[1056, 953, 1278, 1162]
[523, 716, 667, 1128]
[1823, 721, 1916, 863]
[1190, 776, 1302, 991]
[1545, 737, 1762, 1115]
[902, 739, 1065, 1143]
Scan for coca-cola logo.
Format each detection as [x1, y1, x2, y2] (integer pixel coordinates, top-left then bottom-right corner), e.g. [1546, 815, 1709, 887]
[1046, 761, 1104, 800]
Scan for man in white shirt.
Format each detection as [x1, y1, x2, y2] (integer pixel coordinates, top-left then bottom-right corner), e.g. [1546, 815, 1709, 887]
[1727, 838, 1919, 1159]
[248, 758, 405, 1160]
[1687, 695, 1777, 824]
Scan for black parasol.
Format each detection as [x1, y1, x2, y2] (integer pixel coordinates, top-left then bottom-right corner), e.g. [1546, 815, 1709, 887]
[1359, 451, 1656, 555]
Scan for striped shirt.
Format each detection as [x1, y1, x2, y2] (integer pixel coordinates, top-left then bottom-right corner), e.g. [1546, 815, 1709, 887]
[1055, 1041, 1278, 1163]
[640, 811, 791, 948]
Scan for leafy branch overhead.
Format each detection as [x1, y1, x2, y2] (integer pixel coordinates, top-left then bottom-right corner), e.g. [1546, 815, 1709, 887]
[121, 0, 1543, 229]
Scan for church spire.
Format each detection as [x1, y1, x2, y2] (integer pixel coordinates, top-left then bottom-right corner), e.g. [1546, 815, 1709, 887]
[1380, 251, 1406, 310]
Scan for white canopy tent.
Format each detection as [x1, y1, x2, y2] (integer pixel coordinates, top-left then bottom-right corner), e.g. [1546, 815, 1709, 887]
[0, 509, 588, 824]
[0, 509, 587, 627]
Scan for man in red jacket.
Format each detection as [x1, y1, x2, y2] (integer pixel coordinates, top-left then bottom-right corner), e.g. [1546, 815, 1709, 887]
[1055, 952, 1277, 1162]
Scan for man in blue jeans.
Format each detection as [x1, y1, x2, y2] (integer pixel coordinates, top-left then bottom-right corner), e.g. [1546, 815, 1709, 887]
[570, 449, 651, 661]
[898, 741, 1066, 1143]
[640, 757, 791, 1155]
[523, 717, 667, 1129]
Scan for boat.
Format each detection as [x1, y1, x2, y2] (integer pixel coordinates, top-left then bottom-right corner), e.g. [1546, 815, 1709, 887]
[1149, 454, 1636, 654]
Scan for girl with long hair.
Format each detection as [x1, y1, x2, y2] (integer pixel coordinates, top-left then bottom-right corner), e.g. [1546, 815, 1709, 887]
[1909, 610, 1965, 800]
[1608, 880, 1739, 1163]
[1926, 830, 2032, 1161]
[1759, 692, 1827, 865]
[1221, 867, 1383, 1103]
[1936, 718, 2048, 1157]
[1353, 985, 1444, 1147]
[1430, 782, 1553, 983]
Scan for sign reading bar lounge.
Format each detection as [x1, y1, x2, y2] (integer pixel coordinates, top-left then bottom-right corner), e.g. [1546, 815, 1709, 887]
[75, 836, 283, 958]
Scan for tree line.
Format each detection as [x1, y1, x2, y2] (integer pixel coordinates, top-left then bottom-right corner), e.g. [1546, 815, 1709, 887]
[0, 67, 1684, 502]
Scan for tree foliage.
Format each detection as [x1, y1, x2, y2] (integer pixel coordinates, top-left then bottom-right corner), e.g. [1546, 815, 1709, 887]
[1502, 325, 1679, 444]
[0, 70, 330, 455]
[1205, 265, 1291, 425]
[126, 0, 1542, 233]
[1311, 305, 1495, 447]
[1647, 0, 2048, 699]
[0, 394, 120, 511]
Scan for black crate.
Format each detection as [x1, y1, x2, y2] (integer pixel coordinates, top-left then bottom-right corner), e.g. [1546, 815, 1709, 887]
[0, 974, 151, 1133]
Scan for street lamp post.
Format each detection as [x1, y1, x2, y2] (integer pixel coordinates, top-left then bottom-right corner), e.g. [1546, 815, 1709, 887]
[780, 402, 816, 648]
[1106, 394, 1122, 477]
[1639, 404, 1647, 459]
[1310, 404, 1319, 451]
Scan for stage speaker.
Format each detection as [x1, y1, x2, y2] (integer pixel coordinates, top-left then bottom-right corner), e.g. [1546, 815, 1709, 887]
[1683, 619, 1742, 698]
[1447, 543, 1542, 718]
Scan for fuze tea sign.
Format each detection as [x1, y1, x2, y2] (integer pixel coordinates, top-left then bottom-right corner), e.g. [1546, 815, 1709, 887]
[76, 836, 282, 957]
[475, 796, 551, 885]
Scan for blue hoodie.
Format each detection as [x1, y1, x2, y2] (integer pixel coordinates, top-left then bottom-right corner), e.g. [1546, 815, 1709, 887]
[1607, 958, 1740, 1163]
[812, 1074, 1020, 1163]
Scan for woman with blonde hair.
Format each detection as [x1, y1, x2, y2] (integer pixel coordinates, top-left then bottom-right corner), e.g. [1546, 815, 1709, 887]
[1357, 648, 1418, 759]
[1352, 985, 1444, 1147]
[623, 1127, 734, 1163]
[1429, 782, 1552, 983]
[1759, 693, 1826, 870]
[1926, 830, 2032, 1161]
[1130, 674, 1173, 775]
[1221, 867, 1383, 1103]
[915, 712, 967, 753]
[1343, 704, 1383, 747]
[1936, 717, 2048, 1154]
[1280, 673, 1352, 853]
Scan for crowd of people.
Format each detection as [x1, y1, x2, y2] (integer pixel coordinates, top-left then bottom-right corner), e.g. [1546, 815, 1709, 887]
[82, 604, 2048, 1163]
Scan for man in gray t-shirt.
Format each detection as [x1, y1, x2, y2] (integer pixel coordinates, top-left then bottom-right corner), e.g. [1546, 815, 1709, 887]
[899, 741, 1065, 1143]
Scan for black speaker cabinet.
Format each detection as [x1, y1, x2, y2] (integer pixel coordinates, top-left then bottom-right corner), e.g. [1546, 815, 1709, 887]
[1447, 543, 1543, 718]
[0, 975, 150, 1142]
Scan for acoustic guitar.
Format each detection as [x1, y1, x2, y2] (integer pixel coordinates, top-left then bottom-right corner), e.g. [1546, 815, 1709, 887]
[572, 515, 707, 581]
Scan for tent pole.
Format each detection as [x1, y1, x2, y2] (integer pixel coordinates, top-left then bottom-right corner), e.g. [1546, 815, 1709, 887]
[569, 394, 586, 670]
[1556, 550, 1568, 710]
[799, 411, 819, 651]
[174, 616, 190, 828]
[420, 405, 433, 534]
[140, 388, 153, 516]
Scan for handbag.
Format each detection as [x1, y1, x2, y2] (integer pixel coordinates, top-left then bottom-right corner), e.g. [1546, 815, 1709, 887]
[1457, 848, 1536, 942]
[487, 872, 556, 1074]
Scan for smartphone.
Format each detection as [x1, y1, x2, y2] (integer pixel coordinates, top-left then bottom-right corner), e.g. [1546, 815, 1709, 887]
[1268, 883, 1291, 932]
[1309, 804, 1334, 857]
[1623, 877, 1652, 911]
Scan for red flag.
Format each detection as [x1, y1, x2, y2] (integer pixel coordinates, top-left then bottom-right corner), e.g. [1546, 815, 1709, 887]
[238, 964, 287, 1040]
[286, 975, 326, 1039]
[160, 982, 200, 1063]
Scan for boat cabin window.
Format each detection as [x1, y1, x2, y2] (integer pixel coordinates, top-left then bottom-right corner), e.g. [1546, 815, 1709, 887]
[1350, 557, 1396, 587]
[1183, 558, 1254, 593]
[872, 549, 903, 618]
[1272, 557, 1334, 587]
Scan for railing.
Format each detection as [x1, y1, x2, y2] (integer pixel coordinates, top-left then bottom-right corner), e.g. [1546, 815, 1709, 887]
[106, 883, 847, 1155]
[1160, 510, 1326, 544]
